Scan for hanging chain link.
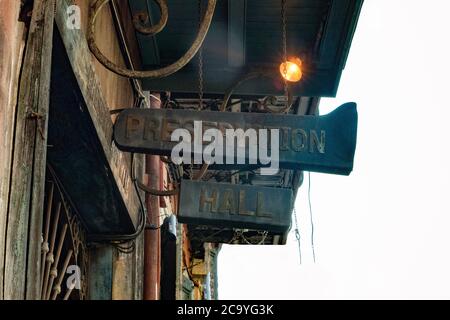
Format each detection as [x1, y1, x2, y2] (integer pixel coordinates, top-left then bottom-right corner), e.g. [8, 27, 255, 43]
[281, 0, 287, 63]
[198, 0, 204, 110]
[293, 207, 302, 264]
[281, 0, 289, 108]
[189, 162, 194, 180]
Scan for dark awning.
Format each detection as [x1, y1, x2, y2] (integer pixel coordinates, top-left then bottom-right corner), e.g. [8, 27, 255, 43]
[129, 0, 363, 97]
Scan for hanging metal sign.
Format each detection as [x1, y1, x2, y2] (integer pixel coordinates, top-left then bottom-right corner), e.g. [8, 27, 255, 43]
[113, 102, 357, 175]
[178, 180, 293, 233]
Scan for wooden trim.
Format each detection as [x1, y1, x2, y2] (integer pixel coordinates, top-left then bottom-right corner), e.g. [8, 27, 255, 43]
[4, 0, 55, 299]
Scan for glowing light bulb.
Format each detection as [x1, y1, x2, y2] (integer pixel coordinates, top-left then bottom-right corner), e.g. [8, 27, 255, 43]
[280, 57, 303, 82]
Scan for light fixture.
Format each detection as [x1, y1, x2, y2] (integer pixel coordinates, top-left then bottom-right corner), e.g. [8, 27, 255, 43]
[280, 57, 303, 82]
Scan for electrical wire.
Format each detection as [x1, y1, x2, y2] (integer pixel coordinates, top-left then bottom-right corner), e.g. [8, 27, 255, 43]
[308, 172, 316, 263]
[113, 240, 136, 254]
[240, 231, 268, 245]
[87, 153, 148, 243]
[136, 179, 179, 196]
[219, 70, 294, 113]
[293, 207, 302, 264]
[110, 0, 149, 108]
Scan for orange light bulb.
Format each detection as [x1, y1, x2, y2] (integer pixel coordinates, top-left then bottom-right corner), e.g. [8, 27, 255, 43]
[280, 58, 303, 82]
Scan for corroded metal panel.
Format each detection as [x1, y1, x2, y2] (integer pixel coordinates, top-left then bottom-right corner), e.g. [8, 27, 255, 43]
[178, 180, 293, 233]
[114, 103, 358, 175]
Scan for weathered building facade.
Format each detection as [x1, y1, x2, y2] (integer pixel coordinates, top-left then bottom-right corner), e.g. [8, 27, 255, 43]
[0, 0, 362, 300]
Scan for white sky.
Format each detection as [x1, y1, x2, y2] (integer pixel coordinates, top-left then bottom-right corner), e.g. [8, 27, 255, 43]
[218, 0, 450, 299]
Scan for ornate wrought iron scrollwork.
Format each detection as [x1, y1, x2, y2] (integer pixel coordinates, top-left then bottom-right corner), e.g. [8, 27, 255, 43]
[87, 0, 217, 79]
[40, 166, 89, 300]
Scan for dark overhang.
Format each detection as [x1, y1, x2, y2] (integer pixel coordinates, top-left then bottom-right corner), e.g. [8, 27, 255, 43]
[129, 0, 363, 97]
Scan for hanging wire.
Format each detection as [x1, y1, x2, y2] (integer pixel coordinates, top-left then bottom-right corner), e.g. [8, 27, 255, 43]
[281, 0, 289, 108]
[240, 231, 268, 245]
[308, 172, 316, 263]
[281, 0, 287, 65]
[113, 240, 136, 254]
[198, 0, 204, 110]
[110, 0, 150, 108]
[293, 207, 302, 264]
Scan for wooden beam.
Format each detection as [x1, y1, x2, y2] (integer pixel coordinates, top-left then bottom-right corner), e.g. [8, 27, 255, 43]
[55, 0, 140, 228]
[228, 0, 246, 68]
[133, 232, 145, 299]
[0, 0, 26, 300]
[4, 0, 55, 299]
[317, 0, 363, 96]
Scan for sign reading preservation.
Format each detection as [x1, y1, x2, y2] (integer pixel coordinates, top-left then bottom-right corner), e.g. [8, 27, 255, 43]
[178, 180, 293, 233]
[113, 102, 358, 175]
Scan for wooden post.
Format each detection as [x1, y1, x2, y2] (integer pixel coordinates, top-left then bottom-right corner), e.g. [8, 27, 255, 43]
[133, 231, 145, 300]
[88, 246, 113, 300]
[3, 0, 55, 299]
[112, 155, 145, 300]
[0, 0, 26, 300]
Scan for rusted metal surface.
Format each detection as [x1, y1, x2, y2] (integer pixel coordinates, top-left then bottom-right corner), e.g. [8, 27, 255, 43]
[187, 225, 286, 245]
[178, 180, 293, 233]
[144, 94, 162, 300]
[132, 0, 168, 35]
[219, 70, 294, 113]
[114, 103, 358, 175]
[87, 0, 217, 79]
[41, 167, 89, 300]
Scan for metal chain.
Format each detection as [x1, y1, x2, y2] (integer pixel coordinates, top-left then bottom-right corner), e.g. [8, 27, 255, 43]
[293, 207, 302, 264]
[228, 230, 242, 244]
[281, 0, 289, 108]
[194, 0, 210, 182]
[198, 0, 204, 109]
[189, 162, 194, 180]
[281, 0, 287, 63]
